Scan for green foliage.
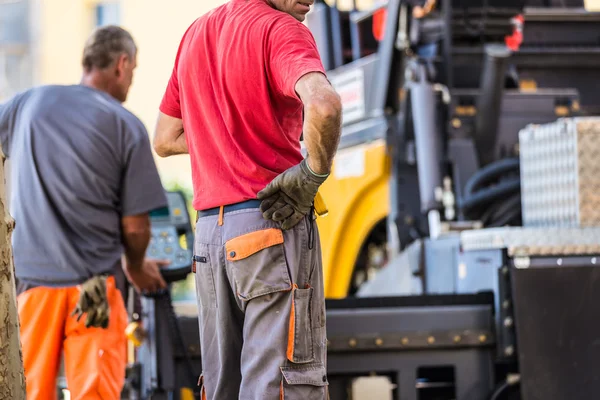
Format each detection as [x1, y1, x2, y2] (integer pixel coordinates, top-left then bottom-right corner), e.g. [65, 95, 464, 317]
[171, 273, 196, 302]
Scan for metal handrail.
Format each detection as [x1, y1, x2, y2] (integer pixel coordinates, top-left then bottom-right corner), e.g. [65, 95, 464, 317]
[350, 2, 388, 24]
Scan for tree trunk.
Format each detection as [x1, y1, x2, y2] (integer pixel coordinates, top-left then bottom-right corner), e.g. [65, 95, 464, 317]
[0, 152, 26, 399]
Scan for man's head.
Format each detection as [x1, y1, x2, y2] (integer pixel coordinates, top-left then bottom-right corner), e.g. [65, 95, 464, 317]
[266, 0, 313, 22]
[81, 26, 137, 103]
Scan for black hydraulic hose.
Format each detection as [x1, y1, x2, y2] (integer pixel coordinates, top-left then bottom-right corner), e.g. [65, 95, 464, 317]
[461, 178, 521, 215]
[161, 291, 201, 398]
[488, 376, 520, 400]
[488, 194, 521, 224]
[478, 193, 521, 225]
[466, 195, 522, 227]
[489, 381, 510, 400]
[489, 207, 521, 228]
[464, 158, 520, 197]
[479, 199, 505, 226]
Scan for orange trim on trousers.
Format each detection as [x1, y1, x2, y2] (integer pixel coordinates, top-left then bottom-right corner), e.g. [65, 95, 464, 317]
[17, 276, 128, 400]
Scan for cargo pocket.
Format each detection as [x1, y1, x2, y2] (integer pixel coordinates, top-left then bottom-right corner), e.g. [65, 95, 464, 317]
[287, 285, 315, 363]
[225, 228, 292, 301]
[193, 252, 217, 309]
[280, 364, 328, 399]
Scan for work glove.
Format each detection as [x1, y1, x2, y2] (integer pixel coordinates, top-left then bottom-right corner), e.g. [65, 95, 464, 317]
[71, 275, 110, 329]
[258, 159, 329, 230]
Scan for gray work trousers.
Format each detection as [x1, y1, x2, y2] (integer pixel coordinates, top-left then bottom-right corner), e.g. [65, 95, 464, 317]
[193, 206, 328, 400]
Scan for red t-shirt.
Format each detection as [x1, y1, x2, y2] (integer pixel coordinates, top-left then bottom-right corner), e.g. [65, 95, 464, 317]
[159, 0, 326, 211]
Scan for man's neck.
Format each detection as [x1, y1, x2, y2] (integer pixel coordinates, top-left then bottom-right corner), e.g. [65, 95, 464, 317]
[80, 73, 110, 95]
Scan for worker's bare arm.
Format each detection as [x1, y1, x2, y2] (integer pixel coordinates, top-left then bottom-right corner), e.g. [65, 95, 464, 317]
[295, 72, 343, 175]
[153, 112, 188, 157]
[121, 214, 151, 270]
[121, 213, 167, 292]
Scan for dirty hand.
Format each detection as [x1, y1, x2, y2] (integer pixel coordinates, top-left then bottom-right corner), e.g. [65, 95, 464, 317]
[71, 275, 110, 329]
[257, 159, 329, 230]
[123, 258, 170, 294]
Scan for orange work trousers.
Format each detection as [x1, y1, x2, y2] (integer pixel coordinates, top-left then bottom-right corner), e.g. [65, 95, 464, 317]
[17, 276, 128, 400]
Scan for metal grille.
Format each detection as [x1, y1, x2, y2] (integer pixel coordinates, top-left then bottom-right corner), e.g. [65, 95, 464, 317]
[519, 117, 600, 227]
[461, 226, 600, 256]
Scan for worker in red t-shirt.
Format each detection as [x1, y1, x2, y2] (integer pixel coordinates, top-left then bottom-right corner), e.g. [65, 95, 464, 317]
[153, 0, 342, 399]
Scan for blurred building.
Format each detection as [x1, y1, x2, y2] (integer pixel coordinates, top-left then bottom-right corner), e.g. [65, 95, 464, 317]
[0, 0, 33, 100]
[1, 0, 230, 188]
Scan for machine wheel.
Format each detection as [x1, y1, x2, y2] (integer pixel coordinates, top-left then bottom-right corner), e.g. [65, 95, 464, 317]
[348, 219, 388, 296]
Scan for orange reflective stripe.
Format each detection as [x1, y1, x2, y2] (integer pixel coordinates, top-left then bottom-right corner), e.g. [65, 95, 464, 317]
[225, 228, 284, 261]
[218, 205, 224, 226]
[286, 284, 298, 362]
[198, 374, 206, 400]
[280, 379, 284, 400]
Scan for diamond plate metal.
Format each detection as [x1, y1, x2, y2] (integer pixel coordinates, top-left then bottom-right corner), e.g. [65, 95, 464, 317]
[460, 227, 600, 256]
[519, 117, 600, 227]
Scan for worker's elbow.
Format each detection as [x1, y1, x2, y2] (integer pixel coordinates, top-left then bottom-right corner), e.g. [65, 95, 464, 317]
[327, 93, 343, 120]
[123, 227, 149, 242]
[154, 147, 169, 158]
[308, 93, 342, 123]
[122, 216, 150, 240]
[153, 136, 169, 158]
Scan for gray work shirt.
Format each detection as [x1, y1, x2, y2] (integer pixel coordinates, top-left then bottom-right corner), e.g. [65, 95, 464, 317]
[0, 84, 167, 287]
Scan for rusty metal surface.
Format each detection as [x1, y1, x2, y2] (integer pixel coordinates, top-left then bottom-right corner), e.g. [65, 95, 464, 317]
[574, 119, 600, 225]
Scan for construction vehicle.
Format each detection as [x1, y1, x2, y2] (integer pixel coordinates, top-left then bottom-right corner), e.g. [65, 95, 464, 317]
[313, 0, 600, 298]
[115, 0, 600, 399]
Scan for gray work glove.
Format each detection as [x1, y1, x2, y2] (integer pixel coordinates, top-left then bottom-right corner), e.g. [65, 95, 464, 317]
[257, 159, 329, 230]
[71, 275, 110, 329]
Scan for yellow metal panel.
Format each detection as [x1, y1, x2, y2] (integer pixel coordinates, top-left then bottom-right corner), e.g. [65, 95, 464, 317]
[317, 139, 390, 298]
[180, 388, 195, 400]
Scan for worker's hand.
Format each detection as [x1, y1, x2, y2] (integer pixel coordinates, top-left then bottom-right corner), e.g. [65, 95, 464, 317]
[71, 275, 110, 329]
[123, 258, 170, 294]
[257, 159, 328, 230]
[412, 5, 425, 18]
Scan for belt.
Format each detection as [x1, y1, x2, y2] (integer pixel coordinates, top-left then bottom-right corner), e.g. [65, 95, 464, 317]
[196, 199, 262, 219]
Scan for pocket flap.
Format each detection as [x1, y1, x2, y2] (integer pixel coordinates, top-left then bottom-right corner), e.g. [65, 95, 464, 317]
[226, 228, 284, 261]
[281, 364, 328, 387]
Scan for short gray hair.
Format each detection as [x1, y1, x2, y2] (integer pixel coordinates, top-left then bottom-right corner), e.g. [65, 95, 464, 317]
[82, 25, 137, 71]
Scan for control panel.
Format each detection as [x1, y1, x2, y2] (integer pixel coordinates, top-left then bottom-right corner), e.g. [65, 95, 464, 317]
[147, 191, 194, 283]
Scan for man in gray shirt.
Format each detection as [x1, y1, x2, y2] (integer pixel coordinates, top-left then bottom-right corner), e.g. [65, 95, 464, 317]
[0, 26, 168, 399]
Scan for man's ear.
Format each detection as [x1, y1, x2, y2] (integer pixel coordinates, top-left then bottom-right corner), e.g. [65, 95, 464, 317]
[115, 53, 128, 78]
